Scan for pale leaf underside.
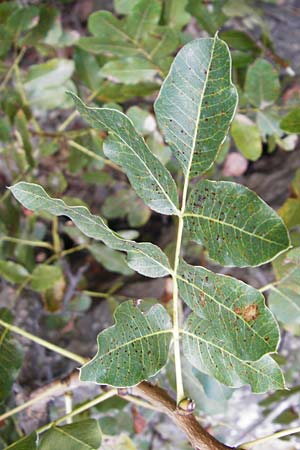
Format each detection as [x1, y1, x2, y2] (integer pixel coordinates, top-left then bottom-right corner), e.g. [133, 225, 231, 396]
[70, 93, 179, 215]
[9, 182, 171, 278]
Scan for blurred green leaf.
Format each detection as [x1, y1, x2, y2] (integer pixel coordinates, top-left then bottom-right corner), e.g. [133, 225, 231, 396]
[24, 59, 75, 110]
[245, 59, 280, 108]
[0, 261, 29, 284]
[0, 309, 23, 403]
[101, 57, 157, 85]
[4, 433, 37, 450]
[90, 243, 135, 276]
[231, 115, 262, 160]
[280, 108, 300, 134]
[30, 265, 64, 292]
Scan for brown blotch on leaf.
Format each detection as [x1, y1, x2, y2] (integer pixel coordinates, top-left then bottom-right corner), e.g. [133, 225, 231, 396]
[234, 304, 259, 322]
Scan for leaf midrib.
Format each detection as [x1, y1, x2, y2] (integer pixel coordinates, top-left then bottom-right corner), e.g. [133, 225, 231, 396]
[92, 107, 179, 214]
[176, 273, 274, 349]
[183, 212, 284, 247]
[14, 186, 172, 275]
[52, 426, 93, 449]
[181, 329, 280, 384]
[94, 329, 172, 359]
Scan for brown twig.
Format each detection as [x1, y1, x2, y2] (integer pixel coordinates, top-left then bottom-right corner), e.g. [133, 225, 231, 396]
[133, 382, 233, 450]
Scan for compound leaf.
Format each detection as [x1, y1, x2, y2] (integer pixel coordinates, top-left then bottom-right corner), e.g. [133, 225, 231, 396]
[177, 260, 279, 361]
[9, 182, 171, 278]
[70, 93, 179, 216]
[39, 420, 102, 450]
[155, 34, 238, 178]
[182, 318, 284, 393]
[184, 180, 290, 267]
[80, 300, 172, 387]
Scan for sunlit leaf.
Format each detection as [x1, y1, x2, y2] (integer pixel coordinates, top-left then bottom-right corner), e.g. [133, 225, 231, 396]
[155, 34, 238, 178]
[0, 261, 29, 284]
[231, 114, 262, 161]
[30, 265, 64, 292]
[9, 182, 171, 278]
[70, 93, 179, 215]
[101, 57, 157, 84]
[184, 180, 290, 267]
[280, 108, 300, 134]
[80, 300, 172, 386]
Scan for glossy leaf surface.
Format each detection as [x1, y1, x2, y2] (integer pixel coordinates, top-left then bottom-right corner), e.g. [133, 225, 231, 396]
[80, 300, 172, 387]
[9, 183, 171, 278]
[155, 34, 238, 178]
[70, 93, 179, 215]
[184, 180, 290, 267]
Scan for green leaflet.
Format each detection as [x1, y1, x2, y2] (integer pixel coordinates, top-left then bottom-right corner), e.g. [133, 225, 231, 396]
[39, 420, 102, 450]
[177, 260, 279, 361]
[269, 248, 300, 326]
[101, 57, 157, 84]
[9, 182, 171, 278]
[0, 309, 23, 402]
[182, 318, 284, 393]
[245, 58, 280, 108]
[4, 433, 37, 450]
[80, 300, 172, 387]
[76, 2, 178, 77]
[154, 34, 238, 178]
[280, 108, 300, 134]
[184, 180, 290, 267]
[70, 93, 179, 216]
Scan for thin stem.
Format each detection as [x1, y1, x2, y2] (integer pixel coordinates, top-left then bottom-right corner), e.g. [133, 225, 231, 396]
[36, 389, 117, 435]
[239, 426, 300, 449]
[52, 217, 61, 255]
[0, 47, 26, 92]
[172, 215, 185, 404]
[64, 391, 73, 424]
[0, 236, 53, 250]
[58, 90, 100, 132]
[68, 140, 122, 172]
[0, 318, 88, 365]
[124, 394, 160, 412]
[45, 244, 88, 264]
[0, 379, 76, 422]
[258, 281, 280, 292]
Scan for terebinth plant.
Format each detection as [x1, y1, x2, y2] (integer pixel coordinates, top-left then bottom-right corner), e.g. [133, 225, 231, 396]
[10, 34, 290, 449]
